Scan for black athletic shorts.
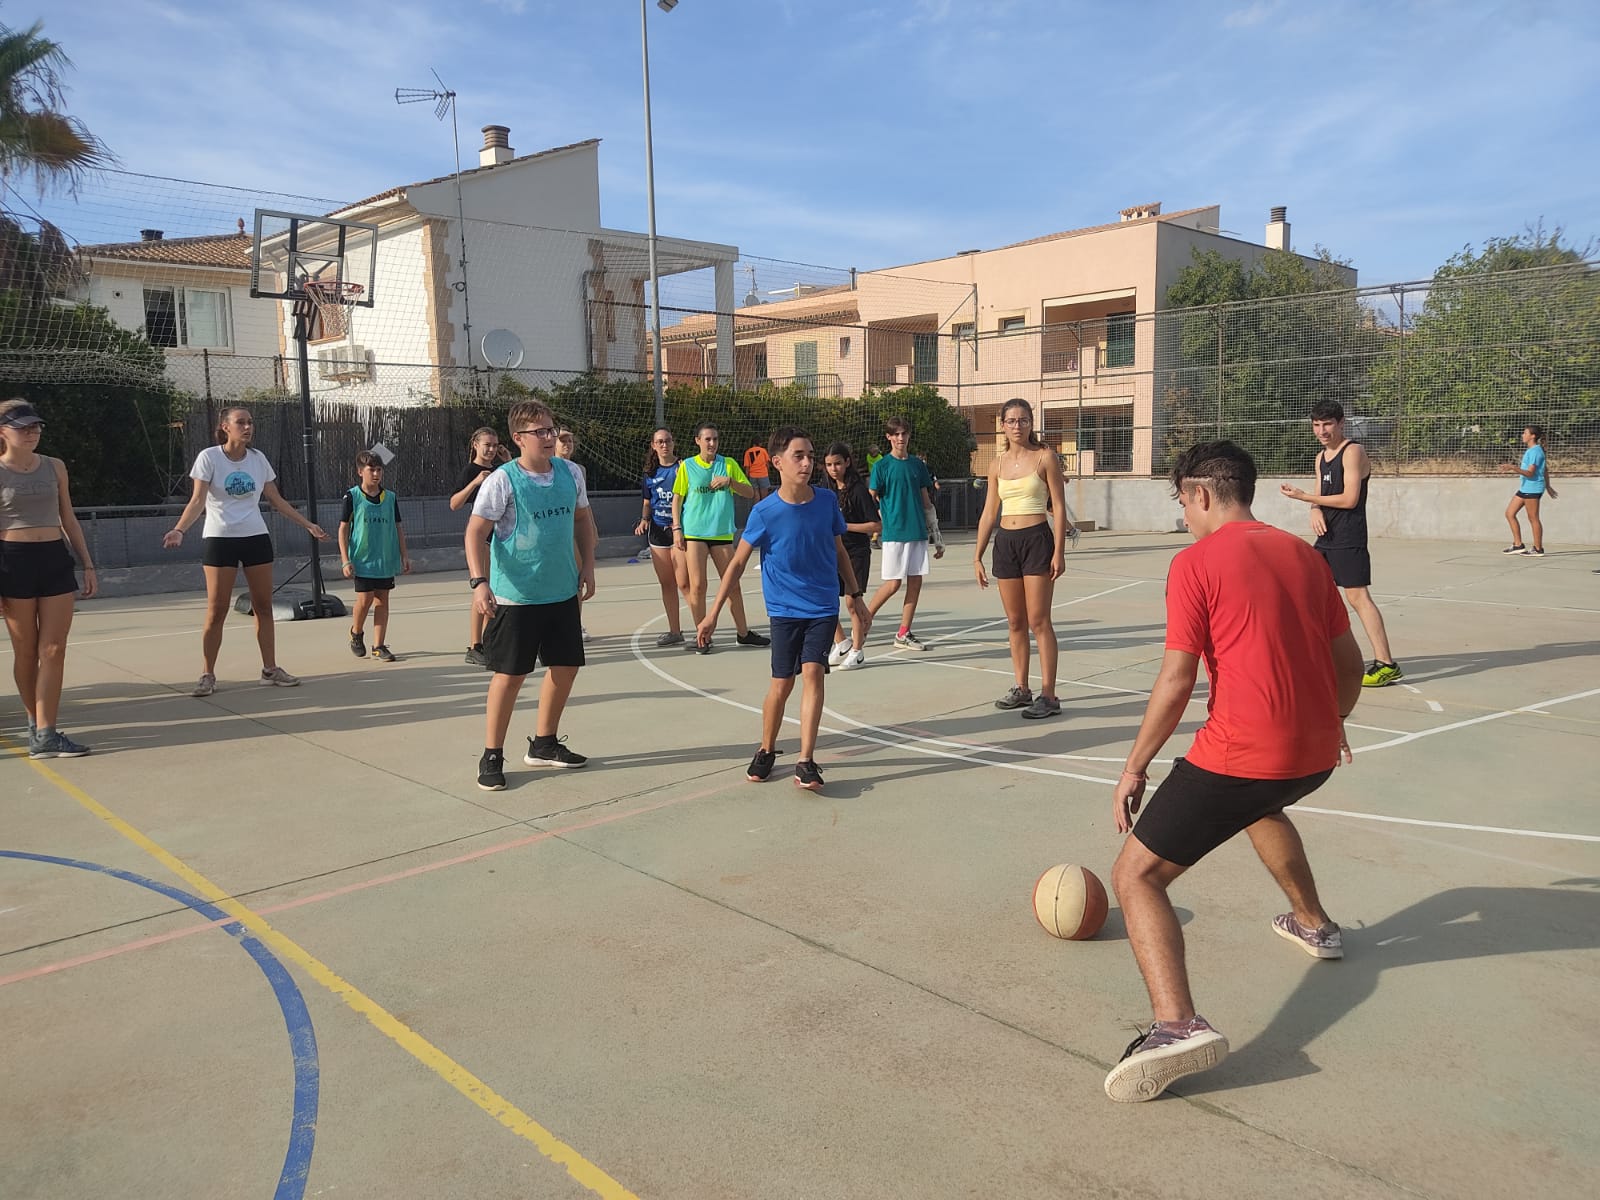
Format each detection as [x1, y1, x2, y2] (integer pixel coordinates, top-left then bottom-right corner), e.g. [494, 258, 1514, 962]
[1133, 757, 1335, 868]
[353, 575, 395, 593]
[203, 533, 274, 569]
[1316, 544, 1371, 589]
[993, 522, 1054, 579]
[1515, 491, 1543, 500]
[647, 520, 675, 548]
[769, 614, 835, 679]
[839, 544, 870, 598]
[483, 595, 584, 677]
[0, 538, 79, 600]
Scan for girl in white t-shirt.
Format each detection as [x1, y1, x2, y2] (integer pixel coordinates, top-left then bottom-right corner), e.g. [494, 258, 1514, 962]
[162, 406, 328, 696]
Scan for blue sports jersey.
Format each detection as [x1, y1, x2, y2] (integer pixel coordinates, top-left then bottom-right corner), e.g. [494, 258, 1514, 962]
[1519, 445, 1546, 494]
[643, 461, 677, 525]
[740, 487, 847, 619]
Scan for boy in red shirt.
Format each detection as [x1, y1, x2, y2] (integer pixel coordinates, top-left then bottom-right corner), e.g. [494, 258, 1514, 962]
[1103, 440, 1364, 1103]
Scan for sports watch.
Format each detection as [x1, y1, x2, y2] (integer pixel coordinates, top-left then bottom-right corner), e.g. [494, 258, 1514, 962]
[468, 576, 488, 589]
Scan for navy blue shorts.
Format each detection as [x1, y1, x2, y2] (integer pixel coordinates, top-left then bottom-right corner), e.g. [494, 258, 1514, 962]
[769, 615, 835, 679]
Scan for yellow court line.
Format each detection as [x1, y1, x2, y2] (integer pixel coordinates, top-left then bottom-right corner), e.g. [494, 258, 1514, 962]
[14, 751, 639, 1200]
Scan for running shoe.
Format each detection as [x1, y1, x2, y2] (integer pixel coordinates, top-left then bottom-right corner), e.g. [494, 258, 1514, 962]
[1272, 913, 1344, 959]
[1525, 547, 1545, 557]
[524, 736, 588, 768]
[737, 629, 772, 648]
[1502, 544, 1526, 554]
[260, 666, 301, 687]
[827, 639, 852, 667]
[838, 648, 866, 671]
[655, 631, 685, 647]
[894, 631, 928, 651]
[793, 759, 825, 792]
[349, 628, 367, 658]
[29, 729, 91, 759]
[372, 644, 397, 663]
[995, 686, 1034, 710]
[747, 747, 779, 782]
[191, 672, 216, 698]
[582, 625, 593, 642]
[477, 748, 506, 791]
[1103, 1016, 1228, 1103]
[689, 637, 713, 655]
[1020, 694, 1062, 720]
[1361, 660, 1403, 688]
[1069, 526, 1082, 550]
[464, 645, 489, 668]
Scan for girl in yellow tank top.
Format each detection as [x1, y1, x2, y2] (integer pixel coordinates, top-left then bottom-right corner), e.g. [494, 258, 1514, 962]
[971, 399, 1080, 720]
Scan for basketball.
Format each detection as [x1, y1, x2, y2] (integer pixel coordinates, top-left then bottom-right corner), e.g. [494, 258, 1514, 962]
[1032, 863, 1108, 940]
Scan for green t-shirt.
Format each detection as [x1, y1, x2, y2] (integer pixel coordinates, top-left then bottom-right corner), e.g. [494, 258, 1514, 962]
[869, 453, 932, 543]
[672, 453, 750, 540]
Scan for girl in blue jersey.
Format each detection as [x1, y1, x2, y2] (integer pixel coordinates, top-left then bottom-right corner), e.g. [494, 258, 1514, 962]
[339, 450, 411, 662]
[1499, 424, 1558, 556]
[634, 426, 691, 646]
[671, 421, 768, 654]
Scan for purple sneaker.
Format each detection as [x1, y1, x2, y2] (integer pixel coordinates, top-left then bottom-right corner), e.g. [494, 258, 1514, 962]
[1104, 1016, 1229, 1103]
[1273, 913, 1344, 959]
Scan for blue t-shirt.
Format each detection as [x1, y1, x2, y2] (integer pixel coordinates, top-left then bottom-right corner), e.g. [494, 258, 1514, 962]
[643, 461, 677, 526]
[1518, 445, 1546, 494]
[869, 453, 933, 543]
[740, 487, 847, 619]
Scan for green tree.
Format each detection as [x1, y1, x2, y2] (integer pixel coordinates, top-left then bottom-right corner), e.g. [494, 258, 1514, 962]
[1369, 227, 1600, 466]
[1159, 246, 1371, 474]
[0, 19, 112, 194]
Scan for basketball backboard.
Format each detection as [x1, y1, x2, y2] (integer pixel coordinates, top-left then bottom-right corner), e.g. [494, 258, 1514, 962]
[251, 209, 378, 307]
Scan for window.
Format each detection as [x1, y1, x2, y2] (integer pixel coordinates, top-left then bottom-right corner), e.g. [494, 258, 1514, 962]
[952, 321, 975, 342]
[839, 335, 851, 358]
[1105, 311, 1135, 369]
[752, 344, 768, 384]
[998, 316, 1026, 335]
[794, 340, 818, 394]
[142, 286, 232, 350]
[1080, 408, 1133, 472]
[912, 332, 938, 383]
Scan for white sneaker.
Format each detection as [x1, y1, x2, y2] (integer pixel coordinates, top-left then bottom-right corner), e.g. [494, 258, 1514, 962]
[581, 626, 593, 643]
[826, 639, 851, 667]
[838, 648, 866, 671]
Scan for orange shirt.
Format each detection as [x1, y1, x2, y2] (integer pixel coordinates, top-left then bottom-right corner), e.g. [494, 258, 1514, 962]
[1165, 521, 1349, 779]
[743, 445, 770, 480]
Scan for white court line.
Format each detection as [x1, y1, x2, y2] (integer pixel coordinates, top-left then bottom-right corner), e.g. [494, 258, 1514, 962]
[630, 618, 1600, 846]
[1373, 591, 1600, 616]
[1353, 686, 1600, 753]
[939, 580, 1145, 642]
[1426, 700, 1444, 713]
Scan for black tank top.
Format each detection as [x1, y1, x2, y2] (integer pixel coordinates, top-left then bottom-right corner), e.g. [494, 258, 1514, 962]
[1316, 441, 1369, 549]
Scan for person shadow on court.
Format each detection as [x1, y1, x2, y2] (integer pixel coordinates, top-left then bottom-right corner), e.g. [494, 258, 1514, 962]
[1181, 878, 1600, 1093]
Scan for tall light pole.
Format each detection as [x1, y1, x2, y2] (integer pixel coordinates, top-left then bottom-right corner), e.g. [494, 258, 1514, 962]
[642, 0, 677, 425]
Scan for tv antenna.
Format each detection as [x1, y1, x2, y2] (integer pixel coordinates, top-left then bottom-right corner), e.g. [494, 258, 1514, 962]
[395, 69, 475, 378]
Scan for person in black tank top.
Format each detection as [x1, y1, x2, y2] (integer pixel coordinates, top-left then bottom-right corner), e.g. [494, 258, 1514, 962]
[1279, 400, 1403, 687]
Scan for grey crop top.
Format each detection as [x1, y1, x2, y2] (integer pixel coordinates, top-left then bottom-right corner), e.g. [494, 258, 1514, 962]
[0, 456, 61, 531]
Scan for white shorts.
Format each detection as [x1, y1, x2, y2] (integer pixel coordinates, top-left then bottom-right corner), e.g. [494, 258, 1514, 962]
[880, 539, 929, 582]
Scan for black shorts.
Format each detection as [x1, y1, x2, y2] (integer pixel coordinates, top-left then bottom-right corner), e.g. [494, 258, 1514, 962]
[993, 522, 1054, 579]
[647, 521, 675, 548]
[203, 533, 274, 569]
[1515, 491, 1543, 500]
[1316, 544, 1371, 589]
[0, 539, 78, 600]
[483, 595, 585, 677]
[839, 544, 870, 598]
[1133, 757, 1335, 868]
[353, 575, 395, 593]
[769, 615, 835, 679]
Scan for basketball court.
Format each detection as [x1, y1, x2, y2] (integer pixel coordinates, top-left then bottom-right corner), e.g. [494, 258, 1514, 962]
[3, 531, 1597, 1199]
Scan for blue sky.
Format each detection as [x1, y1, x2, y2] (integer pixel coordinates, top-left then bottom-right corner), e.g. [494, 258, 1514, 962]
[30, 0, 1600, 286]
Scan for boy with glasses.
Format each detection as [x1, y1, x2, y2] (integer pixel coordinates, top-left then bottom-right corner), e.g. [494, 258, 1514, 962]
[465, 402, 596, 790]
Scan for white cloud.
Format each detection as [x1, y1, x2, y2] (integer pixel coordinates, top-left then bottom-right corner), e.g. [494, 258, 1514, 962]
[1224, 1, 1281, 29]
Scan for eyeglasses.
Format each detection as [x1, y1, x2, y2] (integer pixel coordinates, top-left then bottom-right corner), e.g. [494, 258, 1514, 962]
[514, 427, 557, 439]
[1001, 417, 1032, 426]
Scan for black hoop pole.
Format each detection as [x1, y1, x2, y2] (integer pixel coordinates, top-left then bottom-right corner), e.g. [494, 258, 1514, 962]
[293, 296, 329, 617]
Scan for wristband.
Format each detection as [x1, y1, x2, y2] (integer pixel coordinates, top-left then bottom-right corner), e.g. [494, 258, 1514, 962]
[1121, 769, 1148, 781]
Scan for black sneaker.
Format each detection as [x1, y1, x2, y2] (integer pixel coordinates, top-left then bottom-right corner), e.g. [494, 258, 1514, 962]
[373, 644, 397, 663]
[464, 644, 489, 667]
[736, 629, 772, 647]
[655, 631, 685, 647]
[793, 760, 824, 792]
[349, 628, 367, 658]
[747, 747, 779, 782]
[477, 748, 506, 791]
[1020, 694, 1062, 720]
[994, 685, 1033, 710]
[524, 736, 589, 769]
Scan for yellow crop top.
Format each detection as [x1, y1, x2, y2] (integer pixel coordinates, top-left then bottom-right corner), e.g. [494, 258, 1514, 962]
[997, 470, 1048, 516]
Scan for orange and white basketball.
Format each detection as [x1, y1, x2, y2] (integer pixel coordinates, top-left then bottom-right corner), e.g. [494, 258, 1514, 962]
[1032, 863, 1108, 940]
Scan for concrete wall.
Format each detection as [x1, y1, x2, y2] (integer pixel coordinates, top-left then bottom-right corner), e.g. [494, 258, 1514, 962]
[1067, 475, 1600, 545]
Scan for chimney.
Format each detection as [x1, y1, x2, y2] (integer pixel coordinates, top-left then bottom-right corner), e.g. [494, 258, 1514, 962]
[1119, 202, 1161, 222]
[480, 125, 514, 167]
[140, 229, 164, 241]
[1266, 205, 1290, 251]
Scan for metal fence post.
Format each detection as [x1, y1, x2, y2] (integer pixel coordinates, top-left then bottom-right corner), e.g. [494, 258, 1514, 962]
[1215, 302, 1225, 437]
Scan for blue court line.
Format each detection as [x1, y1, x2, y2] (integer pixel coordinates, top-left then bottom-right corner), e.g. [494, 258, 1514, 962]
[0, 850, 319, 1200]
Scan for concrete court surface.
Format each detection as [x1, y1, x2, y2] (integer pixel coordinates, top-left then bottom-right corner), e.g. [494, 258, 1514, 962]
[2, 531, 1598, 1200]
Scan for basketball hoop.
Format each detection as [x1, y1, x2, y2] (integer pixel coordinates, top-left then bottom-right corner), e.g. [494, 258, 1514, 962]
[298, 279, 363, 342]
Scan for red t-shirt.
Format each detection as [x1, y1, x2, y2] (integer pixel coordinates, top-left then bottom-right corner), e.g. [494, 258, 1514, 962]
[1165, 521, 1350, 779]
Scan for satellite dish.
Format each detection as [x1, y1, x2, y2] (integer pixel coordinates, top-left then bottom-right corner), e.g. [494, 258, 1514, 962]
[480, 329, 525, 369]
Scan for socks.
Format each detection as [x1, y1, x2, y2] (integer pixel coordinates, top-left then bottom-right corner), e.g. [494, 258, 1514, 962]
[532, 734, 557, 749]
[898, 626, 910, 637]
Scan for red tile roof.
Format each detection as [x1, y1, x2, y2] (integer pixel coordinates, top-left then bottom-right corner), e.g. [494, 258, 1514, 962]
[79, 231, 252, 269]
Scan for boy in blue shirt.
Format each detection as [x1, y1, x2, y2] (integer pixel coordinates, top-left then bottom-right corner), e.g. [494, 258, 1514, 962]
[1499, 423, 1557, 556]
[339, 450, 411, 662]
[697, 426, 868, 792]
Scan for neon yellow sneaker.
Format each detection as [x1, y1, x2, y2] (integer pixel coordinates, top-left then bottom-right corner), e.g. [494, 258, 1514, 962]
[1361, 660, 1404, 687]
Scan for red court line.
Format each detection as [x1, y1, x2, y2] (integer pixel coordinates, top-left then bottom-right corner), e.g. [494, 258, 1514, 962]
[0, 778, 740, 990]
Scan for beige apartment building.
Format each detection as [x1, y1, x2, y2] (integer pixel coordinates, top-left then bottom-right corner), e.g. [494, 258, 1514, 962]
[660, 203, 1354, 475]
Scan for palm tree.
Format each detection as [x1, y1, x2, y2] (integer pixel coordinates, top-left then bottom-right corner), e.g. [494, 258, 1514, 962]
[0, 20, 112, 195]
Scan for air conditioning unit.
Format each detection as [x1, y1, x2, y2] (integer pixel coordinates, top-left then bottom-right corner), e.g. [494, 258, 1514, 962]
[894, 363, 914, 384]
[316, 346, 371, 381]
